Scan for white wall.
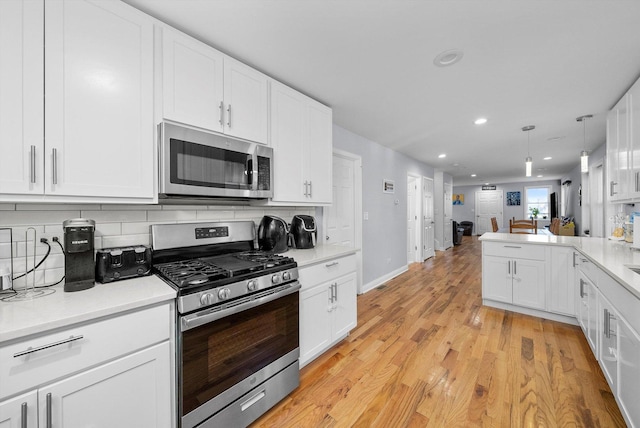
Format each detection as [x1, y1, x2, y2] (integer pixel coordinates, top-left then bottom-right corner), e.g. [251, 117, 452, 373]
[331, 125, 434, 288]
[0, 204, 314, 289]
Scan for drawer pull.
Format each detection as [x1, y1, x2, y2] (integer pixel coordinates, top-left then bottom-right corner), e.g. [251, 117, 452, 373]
[325, 261, 339, 267]
[13, 335, 84, 358]
[21, 402, 27, 428]
[503, 245, 521, 249]
[241, 390, 265, 412]
[46, 393, 52, 428]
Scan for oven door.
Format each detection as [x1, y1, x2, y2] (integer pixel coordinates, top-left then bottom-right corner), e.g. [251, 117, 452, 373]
[179, 282, 300, 428]
[159, 122, 273, 199]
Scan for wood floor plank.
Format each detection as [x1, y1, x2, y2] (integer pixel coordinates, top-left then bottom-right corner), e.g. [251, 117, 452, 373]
[252, 236, 626, 427]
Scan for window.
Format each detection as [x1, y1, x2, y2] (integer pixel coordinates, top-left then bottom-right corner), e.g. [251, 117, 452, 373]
[524, 186, 551, 219]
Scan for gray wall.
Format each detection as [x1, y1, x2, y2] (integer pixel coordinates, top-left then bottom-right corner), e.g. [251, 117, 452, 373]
[452, 179, 561, 232]
[332, 125, 434, 287]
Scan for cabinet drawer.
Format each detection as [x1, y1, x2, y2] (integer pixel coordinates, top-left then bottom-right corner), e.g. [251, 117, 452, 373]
[483, 242, 545, 261]
[299, 254, 356, 290]
[598, 271, 640, 335]
[576, 254, 598, 283]
[0, 303, 170, 399]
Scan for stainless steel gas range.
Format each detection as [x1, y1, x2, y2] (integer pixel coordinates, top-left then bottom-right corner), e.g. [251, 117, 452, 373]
[151, 221, 300, 428]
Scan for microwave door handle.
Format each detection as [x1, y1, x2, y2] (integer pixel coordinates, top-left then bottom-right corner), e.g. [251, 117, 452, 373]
[246, 158, 254, 188]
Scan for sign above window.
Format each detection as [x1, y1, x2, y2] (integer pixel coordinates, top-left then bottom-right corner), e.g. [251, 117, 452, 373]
[481, 185, 496, 190]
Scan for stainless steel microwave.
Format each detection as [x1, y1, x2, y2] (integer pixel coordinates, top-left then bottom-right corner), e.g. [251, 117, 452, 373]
[159, 122, 273, 200]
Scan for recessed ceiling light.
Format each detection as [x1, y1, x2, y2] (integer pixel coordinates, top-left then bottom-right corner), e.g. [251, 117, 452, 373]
[433, 49, 464, 67]
[474, 118, 487, 125]
[471, 174, 477, 177]
[547, 136, 564, 142]
[452, 163, 459, 167]
[544, 156, 552, 160]
[537, 175, 544, 178]
[485, 183, 490, 185]
[438, 154, 446, 158]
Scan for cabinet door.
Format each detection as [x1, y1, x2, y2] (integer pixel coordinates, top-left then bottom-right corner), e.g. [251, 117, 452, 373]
[39, 342, 171, 428]
[304, 100, 333, 203]
[332, 273, 357, 339]
[606, 108, 620, 201]
[162, 27, 224, 133]
[549, 247, 576, 316]
[512, 258, 545, 310]
[300, 284, 333, 366]
[0, 0, 44, 196]
[270, 80, 306, 202]
[577, 277, 589, 336]
[598, 294, 618, 391]
[45, 0, 154, 199]
[223, 57, 268, 144]
[482, 256, 513, 303]
[618, 316, 640, 426]
[585, 277, 599, 354]
[629, 80, 640, 199]
[0, 390, 38, 428]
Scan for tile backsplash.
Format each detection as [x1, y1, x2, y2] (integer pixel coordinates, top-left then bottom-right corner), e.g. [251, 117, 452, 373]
[0, 203, 315, 289]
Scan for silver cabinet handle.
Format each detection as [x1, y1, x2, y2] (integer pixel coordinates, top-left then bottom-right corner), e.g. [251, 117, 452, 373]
[219, 101, 224, 126]
[513, 260, 517, 275]
[227, 104, 232, 127]
[610, 181, 617, 196]
[507, 260, 511, 275]
[241, 390, 265, 412]
[309, 180, 312, 198]
[604, 308, 610, 339]
[636, 172, 640, 193]
[334, 282, 338, 303]
[21, 402, 27, 428]
[573, 252, 578, 268]
[13, 335, 84, 358]
[579, 279, 584, 298]
[504, 245, 521, 249]
[46, 393, 52, 428]
[325, 261, 339, 268]
[52, 148, 58, 185]
[30, 145, 36, 184]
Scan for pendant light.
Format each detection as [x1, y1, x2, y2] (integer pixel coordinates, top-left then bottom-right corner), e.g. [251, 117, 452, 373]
[577, 114, 592, 173]
[522, 125, 535, 177]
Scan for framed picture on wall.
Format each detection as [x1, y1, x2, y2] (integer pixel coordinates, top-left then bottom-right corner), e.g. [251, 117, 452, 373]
[452, 194, 464, 205]
[383, 179, 395, 193]
[506, 191, 521, 206]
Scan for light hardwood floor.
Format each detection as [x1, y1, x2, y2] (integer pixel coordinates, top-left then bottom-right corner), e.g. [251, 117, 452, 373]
[253, 236, 625, 427]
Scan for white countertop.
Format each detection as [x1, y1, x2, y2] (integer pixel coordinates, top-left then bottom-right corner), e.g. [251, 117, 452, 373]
[480, 232, 640, 299]
[0, 275, 176, 343]
[282, 244, 359, 267]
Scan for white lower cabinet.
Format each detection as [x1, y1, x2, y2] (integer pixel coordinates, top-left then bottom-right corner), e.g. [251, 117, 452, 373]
[39, 342, 171, 428]
[618, 316, 640, 427]
[482, 243, 546, 310]
[299, 254, 357, 367]
[577, 271, 598, 354]
[548, 247, 576, 316]
[598, 292, 619, 390]
[0, 303, 173, 428]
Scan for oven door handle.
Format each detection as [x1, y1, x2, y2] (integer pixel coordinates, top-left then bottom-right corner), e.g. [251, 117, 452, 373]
[181, 282, 301, 332]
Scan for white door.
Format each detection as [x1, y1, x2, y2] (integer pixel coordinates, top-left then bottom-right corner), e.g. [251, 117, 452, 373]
[443, 182, 453, 248]
[325, 154, 356, 247]
[0, 0, 44, 196]
[407, 175, 418, 263]
[423, 177, 435, 260]
[475, 190, 503, 234]
[45, 0, 155, 199]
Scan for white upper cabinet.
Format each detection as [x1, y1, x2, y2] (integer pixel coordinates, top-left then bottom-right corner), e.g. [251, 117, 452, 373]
[162, 28, 269, 144]
[45, 0, 155, 200]
[270, 80, 333, 204]
[0, 0, 44, 196]
[628, 79, 640, 200]
[0, 0, 155, 202]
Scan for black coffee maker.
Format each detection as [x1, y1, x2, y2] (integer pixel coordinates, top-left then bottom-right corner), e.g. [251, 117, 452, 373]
[63, 218, 96, 292]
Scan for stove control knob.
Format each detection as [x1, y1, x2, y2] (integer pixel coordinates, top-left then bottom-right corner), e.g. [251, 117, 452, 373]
[271, 273, 281, 284]
[247, 279, 258, 291]
[282, 271, 291, 281]
[200, 293, 214, 306]
[218, 288, 231, 300]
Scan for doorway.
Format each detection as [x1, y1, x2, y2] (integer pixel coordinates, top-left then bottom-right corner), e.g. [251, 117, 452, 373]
[475, 190, 503, 234]
[589, 162, 604, 237]
[407, 174, 421, 264]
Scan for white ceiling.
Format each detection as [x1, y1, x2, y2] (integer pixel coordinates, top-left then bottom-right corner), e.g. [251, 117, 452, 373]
[124, 0, 640, 186]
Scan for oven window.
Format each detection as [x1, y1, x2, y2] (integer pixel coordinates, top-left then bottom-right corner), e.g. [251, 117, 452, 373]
[170, 139, 250, 189]
[181, 291, 299, 415]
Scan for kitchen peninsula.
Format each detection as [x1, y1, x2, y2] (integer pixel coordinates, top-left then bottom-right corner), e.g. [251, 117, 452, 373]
[480, 232, 640, 427]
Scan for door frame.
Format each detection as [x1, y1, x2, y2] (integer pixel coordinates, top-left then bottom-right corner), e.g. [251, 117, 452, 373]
[407, 173, 422, 264]
[323, 149, 363, 293]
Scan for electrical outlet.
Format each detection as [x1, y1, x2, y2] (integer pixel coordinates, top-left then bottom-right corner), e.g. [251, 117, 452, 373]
[364, 212, 369, 220]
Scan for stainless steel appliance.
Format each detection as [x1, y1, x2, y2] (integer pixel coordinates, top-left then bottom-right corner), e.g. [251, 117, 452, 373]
[63, 218, 95, 292]
[257, 215, 289, 253]
[290, 215, 317, 249]
[151, 221, 300, 428]
[95, 245, 152, 283]
[159, 122, 273, 201]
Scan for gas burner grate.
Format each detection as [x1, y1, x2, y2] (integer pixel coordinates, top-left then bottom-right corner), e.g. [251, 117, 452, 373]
[155, 260, 229, 288]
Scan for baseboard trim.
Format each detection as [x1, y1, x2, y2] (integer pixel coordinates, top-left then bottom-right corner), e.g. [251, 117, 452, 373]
[482, 299, 578, 326]
[360, 265, 408, 294]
